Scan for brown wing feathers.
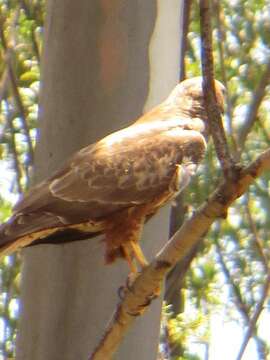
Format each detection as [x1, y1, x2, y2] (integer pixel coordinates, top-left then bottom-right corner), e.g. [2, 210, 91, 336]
[0, 77, 225, 261]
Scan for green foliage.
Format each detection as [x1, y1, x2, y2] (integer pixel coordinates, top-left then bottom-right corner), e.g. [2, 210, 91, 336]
[0, 1, 270, 359]
[161, 0, 270, 359]
[0, 0, 44, 357]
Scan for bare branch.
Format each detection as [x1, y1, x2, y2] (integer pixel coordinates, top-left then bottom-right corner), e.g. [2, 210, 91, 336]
[212, 0, 237, 151]
[89, 148, 270, 360]
[0, 13, 35, 165]
[199, 0, 235, 177]
[236, 268, 270, 360]
[238, 58, 270, 154]
[165, 241, 200, 313]
[215, 222, 268, 358]
[258, 117, 270, 144]
[166, 0, 192, 315]
[0, 49, 24, 194]
[179, 0, 192, 81]
[245, 194, 269, 271]
[214, 236, 250, 322]
[6, 107, 23, 194]
[19, 0, 41, 62]
[0, 68, 9, 103]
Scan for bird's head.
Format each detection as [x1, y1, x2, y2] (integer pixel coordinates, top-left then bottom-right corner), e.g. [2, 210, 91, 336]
[166, 76, 226, 121]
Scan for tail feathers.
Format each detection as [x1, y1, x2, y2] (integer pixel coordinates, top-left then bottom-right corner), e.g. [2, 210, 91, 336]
[0, 213, 63, 257]
[0, 213, 106, 258]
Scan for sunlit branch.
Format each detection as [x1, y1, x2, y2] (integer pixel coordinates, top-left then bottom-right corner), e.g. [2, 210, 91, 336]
[214, 225, 267, 357]
[165, 0, 192, 321]
[258, 117, 270, 144]
[236, 268, 270, 360]
[238, 57, 270, 155]
[1, 255, 18, 358]
[214, 234, 250, 322]
[6, 107, 23, 194]
[0, 69, 9, 104]
[165, 241, 200, 312]
[89, 148, 270, 360]
[199, 0, 236, 177]
[19, 0, 41, 63]
[245, 193, 269, 271]
[179, 0, 192, 81]
[0, 14, 35, 167]
[212, 0, 237, 152]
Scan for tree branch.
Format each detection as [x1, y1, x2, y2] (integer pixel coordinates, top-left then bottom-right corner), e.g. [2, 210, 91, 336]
[245, 194, 269, 271]
[179, 0, 192, 81]
[215, 223, 268, 358]
[199, 0, 236, 176]
[214, 236, 250, 322]
[0, 12, 35, 166]
[6, 106, 24, 194]
[89, 148, 270, 360]
[165, 0, 192, 317]
[238, 57, 270, 154]
[212, 0, 237, 152]
[236, 267, 270, 360]
[19, 0, 41, 63]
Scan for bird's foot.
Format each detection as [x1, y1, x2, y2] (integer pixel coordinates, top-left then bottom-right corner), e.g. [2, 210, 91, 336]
[117, 270, 140, 300]
[126, 289, 161, 316]
[117, 270, 161, 317]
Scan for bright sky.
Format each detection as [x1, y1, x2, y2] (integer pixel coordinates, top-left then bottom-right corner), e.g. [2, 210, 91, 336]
[182, 307, 270, 360]
[182, 280, 270, 360]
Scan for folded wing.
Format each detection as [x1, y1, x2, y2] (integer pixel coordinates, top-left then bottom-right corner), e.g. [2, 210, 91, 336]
[0, 120, 206, 250]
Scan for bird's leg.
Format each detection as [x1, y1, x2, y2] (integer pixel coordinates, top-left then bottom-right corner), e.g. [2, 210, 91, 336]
[121, 240, 160, 315]
[121, 245, 138, 274]
[104, 206, 146, 270]
[130, 241, 148, 269]
[118, 245, 138, 300]
[116, 207, 163, 306]
[121, 242, 145, 291]
[118, 211, 149, 296]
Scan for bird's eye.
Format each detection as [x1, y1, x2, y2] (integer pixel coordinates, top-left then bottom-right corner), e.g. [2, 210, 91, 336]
[221, 86, 227, 96]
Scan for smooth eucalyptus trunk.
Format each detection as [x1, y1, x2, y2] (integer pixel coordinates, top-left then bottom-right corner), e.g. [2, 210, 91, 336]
[16, 1, 181, 359]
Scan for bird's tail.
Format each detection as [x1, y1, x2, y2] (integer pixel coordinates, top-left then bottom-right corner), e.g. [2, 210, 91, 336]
[0, 213, 106, 258]
[0, 213, 63, 258]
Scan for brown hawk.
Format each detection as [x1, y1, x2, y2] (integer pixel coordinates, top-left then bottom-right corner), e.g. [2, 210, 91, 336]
[0, 77, 225, 272]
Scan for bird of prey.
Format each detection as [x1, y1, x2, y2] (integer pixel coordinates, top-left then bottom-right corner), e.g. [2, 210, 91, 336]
[0, 77, 225, 272]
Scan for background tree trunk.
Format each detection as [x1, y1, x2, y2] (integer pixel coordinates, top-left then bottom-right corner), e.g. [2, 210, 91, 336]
[16, 1, 181, 359]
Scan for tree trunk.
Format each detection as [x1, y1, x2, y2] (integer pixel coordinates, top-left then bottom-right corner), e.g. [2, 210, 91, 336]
[16, 1, 181, 359]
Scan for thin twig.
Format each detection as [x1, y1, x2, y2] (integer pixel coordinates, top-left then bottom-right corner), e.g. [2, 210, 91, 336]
[0, 68, 9, 103]
[165, 241, 201, 313]
[0, 67, 10, 143]
[214, 236, 250, 322]
[165, 0, 192, 316]
[19, 0, 41, 62]
[212, 0, 237, 151]
[89, 148, 270, 360]
[0, 13, 34, 166]
[245, 193, 268, 271]
[199, 0, 236, 177]
[6, 104, 23, 194]
[214, 229, 267, 357]
[179, 0, 192, 81]
[236, 268, 270, 360]
[238, 58, 270, 154]
[0, 55, 23, 194]
[0, 19, 24, 193]
[258, 117, 270, 144]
